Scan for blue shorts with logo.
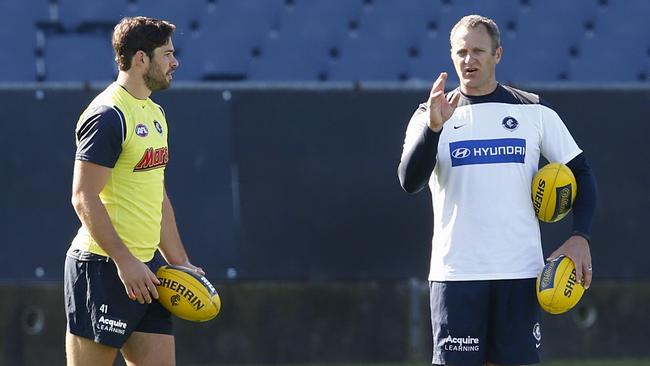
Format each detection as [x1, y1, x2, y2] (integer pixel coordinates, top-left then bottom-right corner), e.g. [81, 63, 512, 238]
[429, 278, 542, 366]
[64, 249, 173, 348]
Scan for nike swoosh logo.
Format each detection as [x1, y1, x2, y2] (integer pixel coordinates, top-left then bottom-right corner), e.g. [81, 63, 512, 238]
[453, 125, 465, 129]
[536, 342, 541, 349]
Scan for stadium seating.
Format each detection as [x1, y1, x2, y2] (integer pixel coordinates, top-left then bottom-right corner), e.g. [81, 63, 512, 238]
[248, 0, 363, 81]
[44, 34, 117, 82]
[569, 0, 650, 82]
[497, 0, 597, 83]
[0, 0, 51, 26]
[408, 35, 455, 82]
[328, 33, 411, 81]
[248, 36, 330, 81]
[56, 0, 135, 31]
[0, 30, 37, 82]
[133, 0, 208, 25]
[329, 0, 431, 81]
[435, 0, 521, 38]
[0, 0, 51, 82]
[1, 0, 649, 83]
[175, 0, 284, 80]
[132, 0, 212, 53]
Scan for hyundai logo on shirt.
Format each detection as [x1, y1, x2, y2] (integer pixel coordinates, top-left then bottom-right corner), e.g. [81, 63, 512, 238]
[449, 138, 526, 167]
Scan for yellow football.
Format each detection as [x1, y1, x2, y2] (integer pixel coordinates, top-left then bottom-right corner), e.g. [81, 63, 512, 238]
[536, 255, 585, 314]
[156, 265, 221, 322]
[531, 162, 577, 223]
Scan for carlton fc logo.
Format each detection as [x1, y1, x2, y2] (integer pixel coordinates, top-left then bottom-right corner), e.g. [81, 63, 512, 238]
[154, 120, 163, 135]
[502, 116, 519, 131]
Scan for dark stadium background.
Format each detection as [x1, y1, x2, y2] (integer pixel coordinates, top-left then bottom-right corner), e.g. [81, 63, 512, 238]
[0, 1, 648, 365]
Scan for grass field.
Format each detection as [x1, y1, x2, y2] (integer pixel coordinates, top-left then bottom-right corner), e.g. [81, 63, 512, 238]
[190, 361, 650, 366]
[237, 361, 650, 366]
[353, 361, 650, 366]
[543, 360, 650, 366]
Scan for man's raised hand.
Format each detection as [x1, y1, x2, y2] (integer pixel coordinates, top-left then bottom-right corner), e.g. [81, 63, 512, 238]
[428, 72, 460, 132]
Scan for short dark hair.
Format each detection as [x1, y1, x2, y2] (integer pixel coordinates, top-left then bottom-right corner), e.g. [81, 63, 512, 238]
[450, 15, 501, 53]
[112, 16, 176, 71]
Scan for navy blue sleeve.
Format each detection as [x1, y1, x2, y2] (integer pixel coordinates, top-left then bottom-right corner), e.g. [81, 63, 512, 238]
[538, 96, 554, 109]
[566, 152, 598, 241]
[398, 125, 441, 194]
[75, 105, 125, 168]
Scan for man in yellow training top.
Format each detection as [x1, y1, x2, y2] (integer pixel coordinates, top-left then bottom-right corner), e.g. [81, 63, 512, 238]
[64, 16, 202, 366]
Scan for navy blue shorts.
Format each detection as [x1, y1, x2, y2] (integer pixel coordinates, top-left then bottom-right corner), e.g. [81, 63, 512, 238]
[429, 278, 542, 366]
[64, 249, 173, 348]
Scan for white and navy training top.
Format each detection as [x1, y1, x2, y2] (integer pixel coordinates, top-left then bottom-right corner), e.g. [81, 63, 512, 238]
[398, 84, 596, 281]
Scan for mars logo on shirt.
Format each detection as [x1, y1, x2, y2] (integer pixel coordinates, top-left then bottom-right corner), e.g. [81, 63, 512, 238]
[134, 147, 169, 171]
[450, 138, 526, 167]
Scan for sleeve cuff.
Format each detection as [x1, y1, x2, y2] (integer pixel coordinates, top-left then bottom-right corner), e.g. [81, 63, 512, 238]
[571, 230, 591, 244]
